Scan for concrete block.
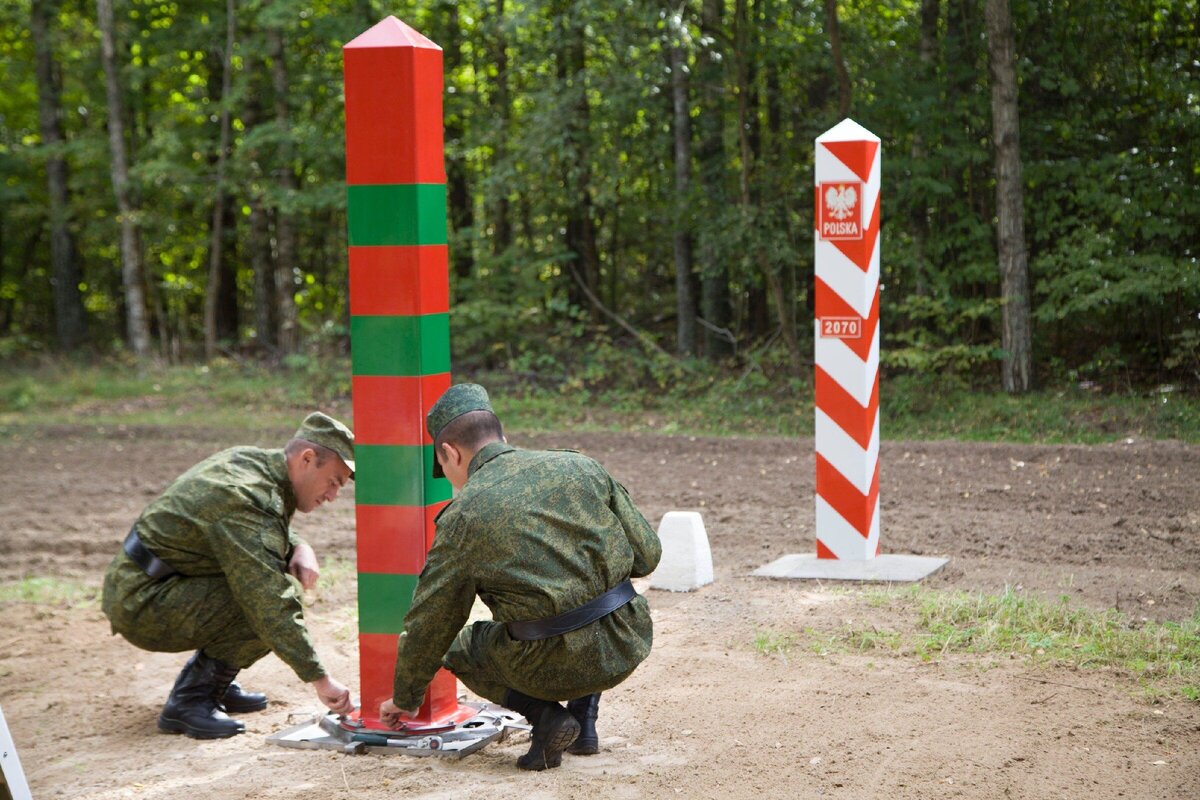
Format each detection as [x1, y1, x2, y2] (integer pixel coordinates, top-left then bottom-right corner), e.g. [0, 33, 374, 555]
[649, 511, 713, 592]
[753, 553, 948, 582]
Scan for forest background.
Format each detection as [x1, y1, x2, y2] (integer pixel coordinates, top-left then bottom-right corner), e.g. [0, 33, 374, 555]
[1, 0, 1198, 438]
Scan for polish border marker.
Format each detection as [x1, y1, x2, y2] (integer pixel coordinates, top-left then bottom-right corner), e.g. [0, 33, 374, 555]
[754, 119, 947, 583]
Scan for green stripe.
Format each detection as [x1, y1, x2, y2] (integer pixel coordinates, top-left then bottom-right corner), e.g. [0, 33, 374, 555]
[350, 314, 450, 376]
[355, 444, 453, 506]
[357, 573, 419, 634]
[347, 184, 447, 246]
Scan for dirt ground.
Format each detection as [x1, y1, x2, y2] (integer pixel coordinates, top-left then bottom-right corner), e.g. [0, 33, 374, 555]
[2, 424, 1198, 799]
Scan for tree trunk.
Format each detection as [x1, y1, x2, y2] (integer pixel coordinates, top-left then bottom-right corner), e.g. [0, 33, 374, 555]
[488, 0, 513, 255]
[248, 200, 275, 351]
[32, 0, 87, 350]
[823, 0, 852, 118]
[268, 26, 299, 355]
[670, 35, 696, 357]
[554, 2, 601, 318]
[985, 0, 1033, 393]
[97, 0, 151, 357]
[441, 0, 474, 282]
[697, 0, 733, 359]
[911, 0, 939, 297]
[241, 67, 276, 352]
[735, 0, 800, 367]
[203, 0, 237, 360]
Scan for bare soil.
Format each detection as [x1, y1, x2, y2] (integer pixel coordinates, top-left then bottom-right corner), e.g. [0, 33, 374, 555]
[2, 425, 1198, 799]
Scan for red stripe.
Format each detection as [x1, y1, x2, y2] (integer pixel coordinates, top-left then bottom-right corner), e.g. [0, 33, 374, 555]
[814, 276, 879, 363]
[816, 539, 838, 560]
[815, 365, 878, 450]
[344, 44, 445, 184]
[821, 139, 879, 184]
[349, 245, 450, 317]
[815, 452, 879, 538]
[355, 499, 450, 575]
[356, 504, 427, 574]
[357, 632, 399, 726]
[352, 373, 452, 445]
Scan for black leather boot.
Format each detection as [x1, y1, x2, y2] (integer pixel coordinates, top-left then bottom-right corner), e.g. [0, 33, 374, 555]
[157, 651, 246, 739]
[565, 693, 601, 755]
[210, 659, 268, 713]
[504, 689, 580, 771]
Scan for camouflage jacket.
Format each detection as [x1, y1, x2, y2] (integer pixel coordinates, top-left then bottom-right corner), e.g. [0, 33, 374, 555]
[103, 447, 325, 681]
[392, 442, 662, 708]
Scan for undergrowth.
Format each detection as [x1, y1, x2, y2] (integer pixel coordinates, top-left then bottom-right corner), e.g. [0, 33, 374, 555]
[2, 354, 1197, 444]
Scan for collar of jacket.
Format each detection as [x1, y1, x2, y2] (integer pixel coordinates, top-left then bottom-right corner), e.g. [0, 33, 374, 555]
[272, 448, 299, 518]
[467, 441, 515, 479]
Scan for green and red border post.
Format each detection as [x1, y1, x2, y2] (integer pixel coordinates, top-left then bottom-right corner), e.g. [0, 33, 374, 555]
[343, 16, 470, 732]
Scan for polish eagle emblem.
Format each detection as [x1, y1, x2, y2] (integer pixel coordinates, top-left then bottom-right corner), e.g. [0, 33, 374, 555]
[824, 184, 858, 221]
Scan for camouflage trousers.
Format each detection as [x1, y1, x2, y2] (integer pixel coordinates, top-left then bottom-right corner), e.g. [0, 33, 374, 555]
[443, 619, 638, 705]
[101, 556, 270, 669]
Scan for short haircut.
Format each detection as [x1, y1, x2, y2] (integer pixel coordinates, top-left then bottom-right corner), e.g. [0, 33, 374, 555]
[436, 409, 503, 453]
[285, 438, 337, 466]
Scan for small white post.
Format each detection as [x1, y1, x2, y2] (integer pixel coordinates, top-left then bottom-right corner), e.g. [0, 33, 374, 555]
[649, 511, 714, 592]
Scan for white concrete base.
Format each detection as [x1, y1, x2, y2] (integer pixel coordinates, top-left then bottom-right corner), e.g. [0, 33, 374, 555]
[649, 511, 714, 592]
[753, 553, 948, 582]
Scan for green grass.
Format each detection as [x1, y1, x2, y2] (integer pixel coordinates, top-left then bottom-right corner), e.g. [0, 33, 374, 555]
[752, 629, 798, 660]
[789, 585, 1200, 702]
[0, 576, 99, 607]
[0, 357, 348, 431]
[1, 356, 1197, 443]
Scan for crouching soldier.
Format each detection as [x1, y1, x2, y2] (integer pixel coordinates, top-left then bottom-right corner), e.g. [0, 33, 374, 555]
[380, 384, 662, 770]
[102, 412, 357, 739]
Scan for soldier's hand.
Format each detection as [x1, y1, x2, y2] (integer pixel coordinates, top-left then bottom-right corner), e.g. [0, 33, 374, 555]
[379, 699, 419, 729]
[312, 675, 355, 715]
[289, 543, 320, 591]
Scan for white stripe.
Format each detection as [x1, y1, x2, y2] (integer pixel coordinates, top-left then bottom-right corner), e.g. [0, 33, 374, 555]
[814, 236, 880, 319]
[815, 407, 879, 495]
[815, 493, 880, 560]
[814, 322, 879, 407]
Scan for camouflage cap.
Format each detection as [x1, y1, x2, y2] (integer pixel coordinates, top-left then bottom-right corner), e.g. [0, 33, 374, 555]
[426, 383, 494, 478]
[293, 412, 355, 479]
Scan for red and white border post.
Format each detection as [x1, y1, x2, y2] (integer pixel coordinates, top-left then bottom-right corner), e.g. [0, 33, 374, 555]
[813, 119, 881, 561]
[754, 119, 947, 582]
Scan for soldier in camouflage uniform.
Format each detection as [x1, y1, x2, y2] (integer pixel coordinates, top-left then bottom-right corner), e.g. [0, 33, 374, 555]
[379, 384, 661, 771]
[101, 412, 358, 739]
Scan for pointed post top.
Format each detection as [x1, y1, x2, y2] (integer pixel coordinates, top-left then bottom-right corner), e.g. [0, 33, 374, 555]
[816, 118, 880, 144]
[344, 16, 442, 51]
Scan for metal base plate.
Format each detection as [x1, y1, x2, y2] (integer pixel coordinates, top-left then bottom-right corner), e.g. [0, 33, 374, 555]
[753, 553, 949, 582]
[266, 704, 528, 759]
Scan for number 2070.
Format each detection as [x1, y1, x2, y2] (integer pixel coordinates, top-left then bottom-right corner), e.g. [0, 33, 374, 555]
[820, 317, 862, 339]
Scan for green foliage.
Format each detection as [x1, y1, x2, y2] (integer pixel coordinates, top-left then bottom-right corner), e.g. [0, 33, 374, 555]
[0, 0, 1196, 390]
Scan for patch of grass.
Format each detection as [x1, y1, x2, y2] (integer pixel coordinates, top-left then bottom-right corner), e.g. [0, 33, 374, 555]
[0, 357, 347, 430]
[821, 585, 1200, 701]
[882, 374, 1200, 444]
[752, 629, 798, 660]
[1, 357, 1197, 444]
[0, 576, 99, 607]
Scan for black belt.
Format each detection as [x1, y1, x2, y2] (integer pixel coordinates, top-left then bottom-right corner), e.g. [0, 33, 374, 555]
[506, 579, 637, 641]
[123, 527, 178, 580]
